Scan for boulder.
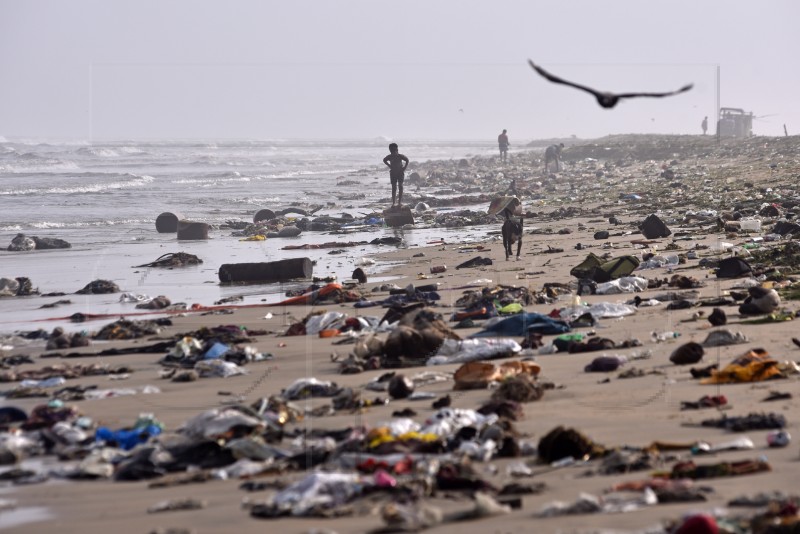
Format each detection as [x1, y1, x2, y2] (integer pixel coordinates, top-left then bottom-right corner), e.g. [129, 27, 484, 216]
[32, 236, 71, 249]
[76, 280, 120, 295]
[7, 234, 35, 251]
[253, 209, 276, 223]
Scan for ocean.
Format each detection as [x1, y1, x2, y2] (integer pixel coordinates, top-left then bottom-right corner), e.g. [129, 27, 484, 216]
[0, 138, 499, 336]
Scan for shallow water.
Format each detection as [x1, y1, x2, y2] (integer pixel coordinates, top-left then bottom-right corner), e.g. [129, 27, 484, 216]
[0, 139, 497, 335]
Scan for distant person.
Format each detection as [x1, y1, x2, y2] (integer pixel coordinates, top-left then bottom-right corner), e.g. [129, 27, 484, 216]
[383, 143, 409, 207]
[701, 116, 708, 135]
[498, 129, 510, 162]
[544, 143, 564, 173]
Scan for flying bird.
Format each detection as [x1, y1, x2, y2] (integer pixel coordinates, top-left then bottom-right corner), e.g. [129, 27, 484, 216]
[528, 60, 693, 109]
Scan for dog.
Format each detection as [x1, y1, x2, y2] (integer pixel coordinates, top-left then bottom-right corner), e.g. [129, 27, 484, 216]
[501, 211, 523, 260]
[544, 143, 564, 173]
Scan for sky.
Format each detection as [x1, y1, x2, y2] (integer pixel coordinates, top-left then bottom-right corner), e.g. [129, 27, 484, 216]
[1, 0, 798, 141]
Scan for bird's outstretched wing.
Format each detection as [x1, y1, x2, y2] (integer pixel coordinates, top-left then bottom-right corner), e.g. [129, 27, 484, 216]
[616, 84, 694, 100]
[528, 60, 601, 98]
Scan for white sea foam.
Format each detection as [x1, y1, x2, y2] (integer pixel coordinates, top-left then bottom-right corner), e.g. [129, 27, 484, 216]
[76, 146, 119, 157]
[0, 174, 155, 195]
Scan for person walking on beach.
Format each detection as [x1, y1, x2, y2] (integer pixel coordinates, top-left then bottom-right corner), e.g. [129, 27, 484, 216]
[498, 129, 510, 162]
[701, 116, 708, 135]
[383, 143, 409, 207]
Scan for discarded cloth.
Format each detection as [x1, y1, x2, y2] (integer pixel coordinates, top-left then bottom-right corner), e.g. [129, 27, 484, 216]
[470, 313, 570, 338]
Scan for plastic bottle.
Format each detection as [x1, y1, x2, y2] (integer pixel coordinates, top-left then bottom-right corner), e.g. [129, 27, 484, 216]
[550, 456, 576, 468]
[651, 331, 680, 342]
[739, 219, 762, 232]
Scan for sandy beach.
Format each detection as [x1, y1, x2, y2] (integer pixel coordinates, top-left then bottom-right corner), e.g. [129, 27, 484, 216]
[2, 134, 800, 534]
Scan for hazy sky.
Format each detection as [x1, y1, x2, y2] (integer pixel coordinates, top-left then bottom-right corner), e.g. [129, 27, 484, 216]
[1, 0, 797, 141]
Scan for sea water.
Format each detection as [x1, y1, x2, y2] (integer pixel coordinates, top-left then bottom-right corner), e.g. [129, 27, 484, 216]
[0, 138, 496, 335]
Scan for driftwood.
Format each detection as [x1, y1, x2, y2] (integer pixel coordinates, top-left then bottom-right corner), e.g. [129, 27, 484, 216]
[134, 252, 203, 268]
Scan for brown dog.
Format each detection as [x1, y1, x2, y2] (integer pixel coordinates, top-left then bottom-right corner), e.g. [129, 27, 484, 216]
[502, 213, 523, 260]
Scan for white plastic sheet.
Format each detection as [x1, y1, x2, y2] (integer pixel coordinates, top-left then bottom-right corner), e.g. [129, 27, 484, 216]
[427, 338, 521, 366]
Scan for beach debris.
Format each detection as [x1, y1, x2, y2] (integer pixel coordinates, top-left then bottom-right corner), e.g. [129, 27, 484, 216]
[176, 220, 210, 240]
[700, 349, 785, 384]
[537, 426, 605, 464]
[134, 252, 203, 268]
[471, 312, 570, 338]
[680, 395, 727, 410]
[584, 355, 627, 372]
[219, 258, 313, 284]
[453, 361, 540, 390]
[716, 257, 753, 278]
[701, 329, 748, 347]
[766, 429, 791, 448]
[569, 253, 640, 282]
[670, 342, 704, 365]
[700, 412, 786, 432]
[7, 233, 71, 251]
[96, 414, 164, 451]
[75, 279, 120, 294]
[0, 277, 37, 297]
[155, 212, 183, 233]
[426, 338, 521, 366]
[282, 378, 342, 400]
[708, 307, 727, 326]
[738, 286, 781, 314]
[148, 498, 206, 513]
[381, 308, 460, 367]
[671, 457, 771, 479]
[491, 374, 545, 403]
[93, 318, 169, 340]
[44, 327, 90, 350]
[639, 214, 672, 239]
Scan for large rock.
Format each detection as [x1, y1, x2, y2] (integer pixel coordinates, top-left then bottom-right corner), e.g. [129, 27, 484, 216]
[7, 234, 35, 251]
[32, 236, 71, 249]
[76, 280, 120, 295]
[266, 226, 302, 238]
[253, 209, 276, 223]
[383, 206, 414, 228]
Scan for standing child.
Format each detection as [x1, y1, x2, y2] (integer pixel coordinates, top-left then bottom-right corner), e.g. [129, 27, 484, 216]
[383, 143, 409, 207]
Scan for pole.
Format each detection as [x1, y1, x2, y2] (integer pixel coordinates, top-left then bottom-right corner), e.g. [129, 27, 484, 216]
[715, 65, 720, 143]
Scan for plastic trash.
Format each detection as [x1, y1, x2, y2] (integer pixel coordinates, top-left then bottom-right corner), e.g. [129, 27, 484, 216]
[170, 336, 203, 358]
[203, 341, 230, 359]
[651, 331, 681, 342]
[194, 359, 247, 377]
[95, 423, 163, 451]
[739, 219, 762, 232]
[305, 311, 347, 335]
[427, 338, 521, 366]
[20, 377, 66, 388]
[767, 430, 791, 448]
[270, 472, 364, 516]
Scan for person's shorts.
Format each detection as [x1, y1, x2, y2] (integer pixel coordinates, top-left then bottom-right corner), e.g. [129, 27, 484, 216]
[390, 171, 404, 185]
[499, 145, 508, 153]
